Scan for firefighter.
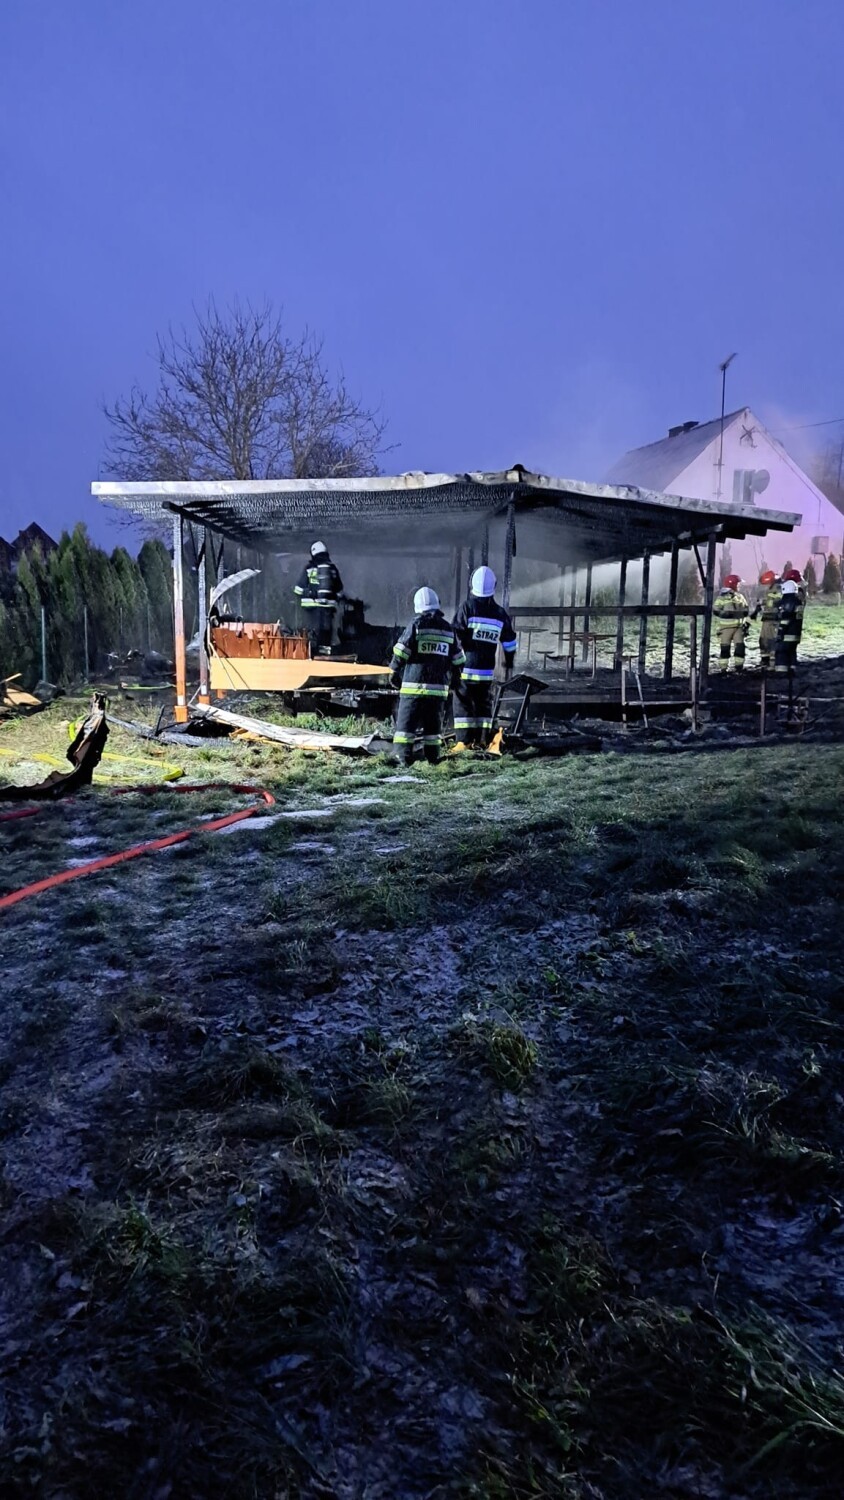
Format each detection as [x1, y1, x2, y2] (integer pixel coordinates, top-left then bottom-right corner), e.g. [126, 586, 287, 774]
[389, 588, 466, 765]
[751, 569, 782, 670]
[774, 577, 804, 674]
[712, 573, 750, 672]
[293, 541, 344, 653]
[452, 565, 518, 747]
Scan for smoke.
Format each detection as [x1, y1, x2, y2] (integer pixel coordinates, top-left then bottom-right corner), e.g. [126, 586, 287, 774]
[526, 358, 651, 484]
[757, 402, 835, 475]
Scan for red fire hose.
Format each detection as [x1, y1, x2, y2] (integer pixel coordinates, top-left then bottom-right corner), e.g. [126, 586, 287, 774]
[0, 783, 275, 913]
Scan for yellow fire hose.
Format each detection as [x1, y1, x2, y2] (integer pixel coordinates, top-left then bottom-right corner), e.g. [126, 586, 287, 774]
[0, 742, 184, 784]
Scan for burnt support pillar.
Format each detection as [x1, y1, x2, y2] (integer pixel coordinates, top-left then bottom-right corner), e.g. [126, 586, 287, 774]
[557, 566, 568, 652]
[581, 563, 593, 662]
[689, 615, 699, 730]
[698, 531, 718, 695]
[664, 540, 679, 681]
[197, 529, 210, 705]
[453, 546, 464, 614]
[637, 549, 650, 677]
[172, 512, 188, 724]
[502, 501, 516, 609]
[614, 558, 628, 667]
[481, 524, 490, 567]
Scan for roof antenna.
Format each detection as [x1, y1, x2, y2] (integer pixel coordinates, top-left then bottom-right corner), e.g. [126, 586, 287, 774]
[716, 353, 737, 499]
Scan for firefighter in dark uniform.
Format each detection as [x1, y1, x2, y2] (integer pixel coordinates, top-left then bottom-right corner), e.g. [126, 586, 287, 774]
[774, 577, 804, 674]
[751, 569, 782, 670]
[389, 587, 466, 765]
[786, 566, 808, 605]
[293, 541, 343, 653]
[452, 566, 518, 748]
[712, 573, 750, 672]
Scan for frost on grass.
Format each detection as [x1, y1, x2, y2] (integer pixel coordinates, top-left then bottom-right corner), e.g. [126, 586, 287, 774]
[2, 736, 844, 1496]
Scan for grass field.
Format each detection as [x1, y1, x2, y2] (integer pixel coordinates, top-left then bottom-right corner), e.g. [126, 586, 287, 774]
[1, 700, 844, 1498]
[522, 599, 844, 676]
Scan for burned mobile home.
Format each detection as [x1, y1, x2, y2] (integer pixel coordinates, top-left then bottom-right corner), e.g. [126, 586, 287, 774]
[93, 466, 800, 724]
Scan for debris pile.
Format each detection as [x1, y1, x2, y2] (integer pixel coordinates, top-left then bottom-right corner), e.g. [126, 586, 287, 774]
[103, 648, 174, 685]
[190, 703, 377, 753]
[0, 673, 42, 713]
[0, 694, 108, 801]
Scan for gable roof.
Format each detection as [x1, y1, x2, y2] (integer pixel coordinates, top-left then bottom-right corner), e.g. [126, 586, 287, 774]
[603, 411, 747, 490]
[14, 522, 58, 553]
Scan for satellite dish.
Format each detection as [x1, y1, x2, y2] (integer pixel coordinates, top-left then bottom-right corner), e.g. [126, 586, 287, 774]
[751, 470, 770, 495]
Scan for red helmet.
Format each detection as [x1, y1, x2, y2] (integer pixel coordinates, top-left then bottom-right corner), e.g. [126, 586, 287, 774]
[724, 574, 741, 590]
[784, 569, 803, 583]
[759, 569, 776, 585]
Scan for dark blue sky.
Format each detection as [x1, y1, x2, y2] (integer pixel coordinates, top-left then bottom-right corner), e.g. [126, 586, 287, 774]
[2, 0, 843, 547]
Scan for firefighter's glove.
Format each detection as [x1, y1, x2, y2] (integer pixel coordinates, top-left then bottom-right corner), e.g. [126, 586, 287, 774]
[741, 619, 751, 635]
[503, 663, 514, 679]
[389, 672, 402, 691]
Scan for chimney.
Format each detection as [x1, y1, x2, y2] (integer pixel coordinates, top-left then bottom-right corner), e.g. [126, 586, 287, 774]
[667, 420, 699, 438]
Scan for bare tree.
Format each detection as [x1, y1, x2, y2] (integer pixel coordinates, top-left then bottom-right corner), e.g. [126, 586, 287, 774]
[104, 300, 388, 482]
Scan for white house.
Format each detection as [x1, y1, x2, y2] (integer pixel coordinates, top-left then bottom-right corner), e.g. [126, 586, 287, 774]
[604, 408, 844, 583]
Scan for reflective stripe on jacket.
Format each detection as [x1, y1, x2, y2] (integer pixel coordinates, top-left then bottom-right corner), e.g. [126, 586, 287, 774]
[760, 582, 783, 621]
[390, 610, 466, 696]
[294, 558, 343, 607]
[713, 589, 749, 623]
[453, 595, 517, 681]
[777, 595, 804, 645]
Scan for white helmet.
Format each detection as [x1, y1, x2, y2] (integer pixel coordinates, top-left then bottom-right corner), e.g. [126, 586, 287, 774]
[780, 579, 798, 595]
[310, 541, 328, 558]
[414, 586, 439, 613]
[471, 565, 497, 597]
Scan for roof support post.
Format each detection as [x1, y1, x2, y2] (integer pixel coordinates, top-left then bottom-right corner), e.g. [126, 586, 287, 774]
[689, 614, 699, 730]
[663, 540, 679, 681]
[699, 531, 718, 695]
[581, 563, 593, 662]
[452, 546, 464, 614]
[692, 541, 707, 590]
[172, 512, 188, 724]
[481, 523, 490, 567]
[197, 527, 210, 705]
[557, 566, 568, 652]
[568, 567, 577, 665]
[502, 501, 516, 609]
[637, 549, 651, 677]
[184, 521, 200, 570]
[614, 558, 628, 667]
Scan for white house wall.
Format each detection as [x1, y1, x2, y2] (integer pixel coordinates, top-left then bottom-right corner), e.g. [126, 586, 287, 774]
[669, 414, 844, 579]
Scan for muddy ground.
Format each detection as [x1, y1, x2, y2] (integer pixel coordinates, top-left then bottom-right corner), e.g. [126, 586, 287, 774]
[1, 683, 844, 1498]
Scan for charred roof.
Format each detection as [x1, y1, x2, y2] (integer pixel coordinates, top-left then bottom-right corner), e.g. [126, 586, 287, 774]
[93, 464, 800, 566]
